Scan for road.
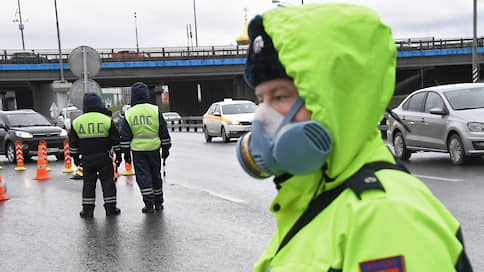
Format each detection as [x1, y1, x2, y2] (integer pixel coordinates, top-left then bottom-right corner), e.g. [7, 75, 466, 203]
[0, 132, 482, 271]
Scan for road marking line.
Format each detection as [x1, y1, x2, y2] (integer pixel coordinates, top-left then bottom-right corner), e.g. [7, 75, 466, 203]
[175, 183, 245, 203]
[206, 191, 246, 203]
[414, 174, 464, 182]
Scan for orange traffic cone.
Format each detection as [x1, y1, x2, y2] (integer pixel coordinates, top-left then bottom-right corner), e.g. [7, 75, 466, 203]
[0, 174, 8, 201]
[62, 140, 74, 173]
[122, 161, 135, 176]
[14, 140, 26, 171]
[33, 142, 51, 180]
[39, 140, 52, 172]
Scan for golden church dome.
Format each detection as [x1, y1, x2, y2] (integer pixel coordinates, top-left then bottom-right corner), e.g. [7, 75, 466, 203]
[236, 11, 249, 45]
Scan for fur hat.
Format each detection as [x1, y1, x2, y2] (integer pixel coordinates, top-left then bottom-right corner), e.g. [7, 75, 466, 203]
[244, 15, 291, 89]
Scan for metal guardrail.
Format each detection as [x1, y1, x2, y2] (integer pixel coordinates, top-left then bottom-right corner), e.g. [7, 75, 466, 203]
[165, 117, 203, 133]
[0, 45, 249, 64]
[395, 37, 484, 51]
[1, 37, 484, 64]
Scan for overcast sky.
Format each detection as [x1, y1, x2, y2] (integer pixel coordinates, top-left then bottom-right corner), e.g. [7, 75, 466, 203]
[0, 0, 481, 50]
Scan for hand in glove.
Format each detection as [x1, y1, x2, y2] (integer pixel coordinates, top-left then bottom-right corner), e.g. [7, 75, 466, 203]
[72, 153, 81, 166]
[162, 148, 170, 160]
[124, 151, 132, 164]
[115, 152, 122, 167]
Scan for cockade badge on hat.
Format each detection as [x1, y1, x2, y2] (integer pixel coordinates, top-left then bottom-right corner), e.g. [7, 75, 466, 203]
[253, 35, 264, 54]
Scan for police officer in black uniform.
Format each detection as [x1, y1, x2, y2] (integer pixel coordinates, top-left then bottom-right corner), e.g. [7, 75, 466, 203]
[69, 92, 122, 218]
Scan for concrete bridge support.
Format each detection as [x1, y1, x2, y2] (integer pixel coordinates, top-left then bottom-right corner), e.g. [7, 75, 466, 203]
[31, 81, 71, 120]
[31, 83, 55, 119]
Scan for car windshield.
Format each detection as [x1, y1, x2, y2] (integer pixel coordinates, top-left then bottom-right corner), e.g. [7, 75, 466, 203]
[221, 103, 256, 114]
[444, 88, 484, 110]
[7, 113, 52, 127]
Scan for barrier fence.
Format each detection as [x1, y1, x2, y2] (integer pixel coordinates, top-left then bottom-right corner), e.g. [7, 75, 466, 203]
[3, 37, 484, 64]
[165, 117, 203, 133]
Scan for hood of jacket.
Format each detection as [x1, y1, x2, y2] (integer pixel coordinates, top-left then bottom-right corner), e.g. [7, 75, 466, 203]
[263, 3, 397, 189]
[130, 82, 150, 106]
[83, 92, 106, 114]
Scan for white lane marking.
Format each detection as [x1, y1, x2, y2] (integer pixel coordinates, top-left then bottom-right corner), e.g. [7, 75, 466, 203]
[174, 183, 245, 203]
[414, 174, 464, 182]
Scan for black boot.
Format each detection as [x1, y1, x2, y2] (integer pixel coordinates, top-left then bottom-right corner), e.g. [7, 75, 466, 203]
[80, 205, 94, 218]
[142, 205, 155, 213]
[154, 202, 164, 211]
[104, 204, 121, 216]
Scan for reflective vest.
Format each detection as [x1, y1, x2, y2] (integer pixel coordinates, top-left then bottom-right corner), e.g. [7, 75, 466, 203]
[72, 112, 111, 139]
[125, 103, 160, 151]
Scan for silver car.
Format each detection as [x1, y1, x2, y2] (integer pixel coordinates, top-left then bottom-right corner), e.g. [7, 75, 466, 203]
[387, 83, 484, 165]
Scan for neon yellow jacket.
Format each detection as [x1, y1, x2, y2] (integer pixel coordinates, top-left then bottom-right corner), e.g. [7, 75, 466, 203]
[254, 3, 472, 271]
[125, 103, 161, 151]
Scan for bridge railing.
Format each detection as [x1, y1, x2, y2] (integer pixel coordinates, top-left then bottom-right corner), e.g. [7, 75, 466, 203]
[2, 37, 484, 64]
[165, 116, 203, 133]
[0, 45, 250, 64]
[395, 37, 484, 51]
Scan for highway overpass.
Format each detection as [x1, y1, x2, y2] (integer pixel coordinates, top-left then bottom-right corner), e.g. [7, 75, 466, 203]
[1, 38, 484, 117]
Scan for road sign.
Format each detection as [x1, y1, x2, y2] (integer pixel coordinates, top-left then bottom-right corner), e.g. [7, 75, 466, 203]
[70, 79, 102, 111]
[68, 46, 101, 79]
[49, 102, 58, 119]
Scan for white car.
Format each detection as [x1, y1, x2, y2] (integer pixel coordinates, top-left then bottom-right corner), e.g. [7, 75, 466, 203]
[202, 99, 256, 143]
[56, 106, 82, 130]
[162, 112, 181, 120]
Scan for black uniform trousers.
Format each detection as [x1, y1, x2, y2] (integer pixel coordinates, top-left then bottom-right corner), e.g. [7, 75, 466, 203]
[132, 149, 163, 207]
[81, 152, 117, 208]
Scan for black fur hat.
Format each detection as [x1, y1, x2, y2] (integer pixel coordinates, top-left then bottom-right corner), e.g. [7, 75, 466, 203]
[244, 15, 291, 89]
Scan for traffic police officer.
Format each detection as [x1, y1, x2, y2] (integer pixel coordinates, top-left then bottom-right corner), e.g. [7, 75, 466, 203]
[238, 4, 473, 271]
[69, 92, 122, 218]
[120, 82, 171, 213]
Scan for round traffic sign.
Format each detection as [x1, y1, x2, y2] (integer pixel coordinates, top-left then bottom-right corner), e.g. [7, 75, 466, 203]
[69, 79, 102, 111]
[68, 46, 101, 79]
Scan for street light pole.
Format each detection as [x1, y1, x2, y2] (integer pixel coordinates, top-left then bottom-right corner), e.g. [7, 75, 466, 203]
[16, 0, 26, 50]
[473, 0, 479, 83]
[134, 12, 140, 53]
[192, 0, 199, 47]
[54, 0, 64, 82]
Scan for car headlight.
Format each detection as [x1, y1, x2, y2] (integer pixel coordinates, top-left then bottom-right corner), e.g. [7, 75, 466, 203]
[225, 120, 239, 125]
[468, 122, 484, 132]
[60, 129, 68, 136]
[15, 131, 33, 138]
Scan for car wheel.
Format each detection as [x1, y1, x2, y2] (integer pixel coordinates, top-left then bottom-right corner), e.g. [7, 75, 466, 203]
[203, 126, 212, 143]
[393, 132, 411, 161]
[221, 127, 230, 143]
[6, 142, 16, 164]
[448, 134, 468, 165]
[55, 153, 64, 161]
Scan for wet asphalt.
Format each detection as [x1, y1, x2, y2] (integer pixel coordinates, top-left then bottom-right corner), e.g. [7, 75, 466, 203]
[0, 133, 483, 271]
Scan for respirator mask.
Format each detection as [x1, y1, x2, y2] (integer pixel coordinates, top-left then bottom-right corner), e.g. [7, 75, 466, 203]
[236, 96, 332, 179]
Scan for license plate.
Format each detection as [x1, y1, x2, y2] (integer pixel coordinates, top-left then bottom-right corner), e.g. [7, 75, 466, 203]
[47, 148, 59, 153]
